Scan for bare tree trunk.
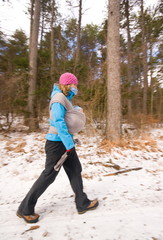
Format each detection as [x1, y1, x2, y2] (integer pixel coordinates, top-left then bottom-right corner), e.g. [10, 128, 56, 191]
[29, 0, 35, 50]
[158, 88, 162, 119]
[73, 0, 82, 73]
[125, 0, 132, 118]
[39, 10, 45, 51]
[141, 0, 148, 115]
[37, 8, 45, 121]
[149, 44, 154, 115]
[106, 0, 121, 142]
[28, 0, 41, 131]
[50, 0, 55, 81]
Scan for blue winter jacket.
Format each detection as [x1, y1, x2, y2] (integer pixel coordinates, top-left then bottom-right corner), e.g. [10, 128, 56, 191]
[46, 84, 75, 150]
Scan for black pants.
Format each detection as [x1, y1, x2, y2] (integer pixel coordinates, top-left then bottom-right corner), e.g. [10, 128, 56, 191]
[18, 140, 90, 215]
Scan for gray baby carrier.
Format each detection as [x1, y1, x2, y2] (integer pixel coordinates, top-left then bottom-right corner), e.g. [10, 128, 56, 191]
[48, 92, 86, 134]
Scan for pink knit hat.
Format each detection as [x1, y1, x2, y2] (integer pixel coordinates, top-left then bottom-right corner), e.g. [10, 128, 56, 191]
[59, 72, 78, 85]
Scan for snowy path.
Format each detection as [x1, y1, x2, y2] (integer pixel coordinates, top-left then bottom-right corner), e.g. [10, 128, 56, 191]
[0, 127, 163, 240]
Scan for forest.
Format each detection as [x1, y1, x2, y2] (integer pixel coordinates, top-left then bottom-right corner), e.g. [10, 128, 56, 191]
[0, 0, 162, 134]
[0, 1, 163, 239]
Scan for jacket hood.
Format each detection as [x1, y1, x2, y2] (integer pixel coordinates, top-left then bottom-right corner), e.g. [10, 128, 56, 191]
[50, 84, 75, 100]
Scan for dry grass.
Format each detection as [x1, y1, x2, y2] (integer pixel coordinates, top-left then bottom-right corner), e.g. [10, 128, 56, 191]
[127, 114, 160, 129]
[5, 141, 26, 153]
[99, 139, 116, 152]
[99, 133, 159, 152]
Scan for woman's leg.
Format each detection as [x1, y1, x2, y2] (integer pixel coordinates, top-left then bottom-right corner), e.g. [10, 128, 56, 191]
[18, 141, 65, 215]
[63, 148, 90, 212]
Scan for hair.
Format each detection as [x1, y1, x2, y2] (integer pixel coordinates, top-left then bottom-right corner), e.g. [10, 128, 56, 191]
[59, 84, 71, 96]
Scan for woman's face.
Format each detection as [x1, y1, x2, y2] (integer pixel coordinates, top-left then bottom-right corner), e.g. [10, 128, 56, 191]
[70, 84, 78, 89]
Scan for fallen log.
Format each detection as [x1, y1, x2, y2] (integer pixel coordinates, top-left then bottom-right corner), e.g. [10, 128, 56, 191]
[103, 167, 142, 176]
[89, 161, 121, 170]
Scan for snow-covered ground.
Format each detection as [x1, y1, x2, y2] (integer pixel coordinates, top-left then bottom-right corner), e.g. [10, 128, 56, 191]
[0, 119, 163, 240]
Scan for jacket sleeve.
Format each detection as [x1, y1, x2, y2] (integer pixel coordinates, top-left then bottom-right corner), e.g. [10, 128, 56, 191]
[51, 102, 75, 150]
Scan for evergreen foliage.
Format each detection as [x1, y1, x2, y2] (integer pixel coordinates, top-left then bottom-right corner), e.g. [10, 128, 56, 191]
[0, 0, 162, 130]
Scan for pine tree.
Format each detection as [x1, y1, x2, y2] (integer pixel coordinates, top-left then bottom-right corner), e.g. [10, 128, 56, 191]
[106, 0, 121, 141]
[28, 0, 41, 131]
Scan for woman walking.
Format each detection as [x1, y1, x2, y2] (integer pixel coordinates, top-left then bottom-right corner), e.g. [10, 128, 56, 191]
[17, 72, 99, 223]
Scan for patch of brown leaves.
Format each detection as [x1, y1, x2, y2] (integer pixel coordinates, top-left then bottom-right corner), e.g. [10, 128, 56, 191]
[100, 133, 159, 152]
[82, 173, 93, 179]
[5, 141, 26, 153]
